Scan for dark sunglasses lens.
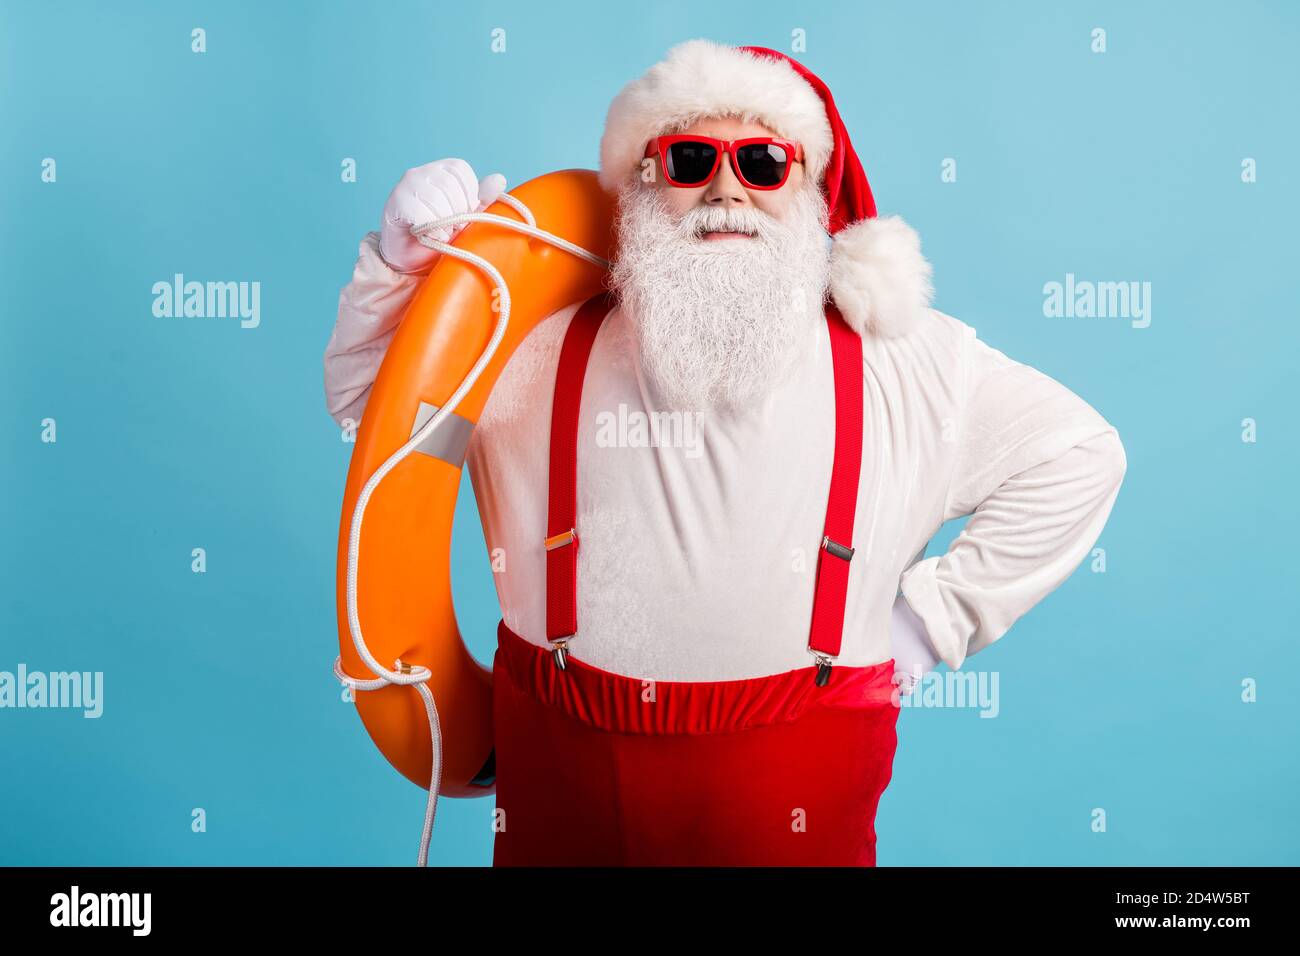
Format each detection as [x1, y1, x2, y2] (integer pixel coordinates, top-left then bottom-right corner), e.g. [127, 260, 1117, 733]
[736, 143, 790, 186]
[665, 141, 717, 184]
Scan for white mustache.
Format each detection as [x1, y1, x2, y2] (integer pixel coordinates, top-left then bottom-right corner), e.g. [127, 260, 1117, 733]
[675, 203, 777, 240]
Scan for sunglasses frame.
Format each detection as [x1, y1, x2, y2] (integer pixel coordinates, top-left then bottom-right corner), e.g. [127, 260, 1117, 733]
[643, 135, 805, 190]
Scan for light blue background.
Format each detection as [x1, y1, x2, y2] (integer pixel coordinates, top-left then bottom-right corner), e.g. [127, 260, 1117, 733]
[3, 0, 1297, 866]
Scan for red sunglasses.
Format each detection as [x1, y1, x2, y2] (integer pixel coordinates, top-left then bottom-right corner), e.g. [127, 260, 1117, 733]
[643, 135, 805, 190]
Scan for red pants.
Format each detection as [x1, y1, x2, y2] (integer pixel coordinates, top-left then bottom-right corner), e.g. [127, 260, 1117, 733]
[491, 621, 901, 866]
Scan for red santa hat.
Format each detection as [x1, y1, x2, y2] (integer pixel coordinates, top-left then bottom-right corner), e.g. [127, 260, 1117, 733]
[598, 39, 934, 338]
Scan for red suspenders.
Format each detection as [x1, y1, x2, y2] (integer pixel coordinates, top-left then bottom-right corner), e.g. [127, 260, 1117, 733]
[544, 292, 618, 668]
[807, 306, 865, 684]
[544, 293, 865, 683]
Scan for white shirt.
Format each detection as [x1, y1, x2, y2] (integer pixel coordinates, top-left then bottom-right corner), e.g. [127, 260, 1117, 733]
[325, 232, 1127, 682]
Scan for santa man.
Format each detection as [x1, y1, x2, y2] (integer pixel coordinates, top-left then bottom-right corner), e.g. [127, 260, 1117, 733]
[323, 40, 1127, 866]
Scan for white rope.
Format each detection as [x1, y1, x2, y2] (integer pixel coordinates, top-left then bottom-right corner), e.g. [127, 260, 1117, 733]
[332, 192, 610, 866]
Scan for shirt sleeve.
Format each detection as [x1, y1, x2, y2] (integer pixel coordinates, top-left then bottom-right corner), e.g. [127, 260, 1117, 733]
[897, 331, 1127, 671]
[322, 230, 426, 428]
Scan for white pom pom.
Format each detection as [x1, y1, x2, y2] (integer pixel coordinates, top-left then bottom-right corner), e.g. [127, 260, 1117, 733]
[829, 215, 935, 338]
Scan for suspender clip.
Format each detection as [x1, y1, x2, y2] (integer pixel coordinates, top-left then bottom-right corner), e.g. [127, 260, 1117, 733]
[812, 652, 834, 687]
[551, 638, 570, 671]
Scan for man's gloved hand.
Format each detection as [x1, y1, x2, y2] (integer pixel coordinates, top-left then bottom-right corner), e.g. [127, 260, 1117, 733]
[378, 159, 508, 275]
[890, 592, 941, 698]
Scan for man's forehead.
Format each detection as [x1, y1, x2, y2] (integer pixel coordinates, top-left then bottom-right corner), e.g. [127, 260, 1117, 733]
[664, 113, 781, 139]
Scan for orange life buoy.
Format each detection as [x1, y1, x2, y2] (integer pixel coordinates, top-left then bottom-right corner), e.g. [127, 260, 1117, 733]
[334, 169, 616, 802]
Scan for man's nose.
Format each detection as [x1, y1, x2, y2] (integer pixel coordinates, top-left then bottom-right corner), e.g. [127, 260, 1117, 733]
[702, 152, 749, 205]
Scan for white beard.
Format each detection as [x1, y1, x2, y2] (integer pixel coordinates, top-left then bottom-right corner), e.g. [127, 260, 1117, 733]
[608, 180, 832, 414]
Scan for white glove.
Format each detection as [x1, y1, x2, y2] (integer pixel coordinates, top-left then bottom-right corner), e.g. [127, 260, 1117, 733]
[890, 592, 941, 697]
[378, 159, 508, 275]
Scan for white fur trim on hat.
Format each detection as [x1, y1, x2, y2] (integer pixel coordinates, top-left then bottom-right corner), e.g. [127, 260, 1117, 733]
[598, 39, 834, 194]
[829, 215, 935, 338]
